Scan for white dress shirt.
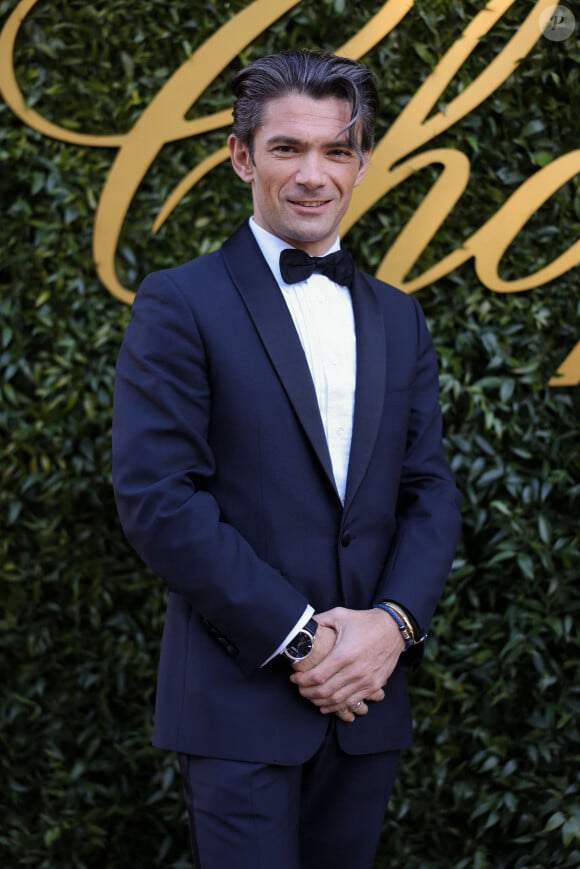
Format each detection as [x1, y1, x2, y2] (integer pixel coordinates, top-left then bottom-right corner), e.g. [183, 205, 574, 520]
[248, 218, 357, 662]
[249, 218, 356, 501]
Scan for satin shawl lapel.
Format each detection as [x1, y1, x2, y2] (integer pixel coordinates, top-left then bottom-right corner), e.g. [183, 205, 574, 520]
[221, 223, 338, 497]
[344, 269, 386, 511]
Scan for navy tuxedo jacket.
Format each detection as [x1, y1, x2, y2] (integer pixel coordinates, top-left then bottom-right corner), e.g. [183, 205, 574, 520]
[112, 221, 462, 763]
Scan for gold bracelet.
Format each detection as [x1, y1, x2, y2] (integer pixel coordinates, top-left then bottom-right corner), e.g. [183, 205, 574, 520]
[382, 601, 416, 644]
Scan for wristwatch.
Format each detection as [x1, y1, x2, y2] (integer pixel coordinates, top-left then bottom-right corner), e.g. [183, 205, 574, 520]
[282, 618, 318, 663]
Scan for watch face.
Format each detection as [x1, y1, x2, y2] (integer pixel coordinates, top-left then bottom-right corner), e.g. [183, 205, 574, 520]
[286, 630, 313, 660]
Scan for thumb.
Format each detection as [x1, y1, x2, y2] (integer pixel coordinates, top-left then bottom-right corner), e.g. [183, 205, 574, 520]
[313, 607, 343, 630]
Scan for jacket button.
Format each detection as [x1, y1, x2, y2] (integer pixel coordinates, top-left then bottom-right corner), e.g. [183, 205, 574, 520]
[341, 533, 352, 547]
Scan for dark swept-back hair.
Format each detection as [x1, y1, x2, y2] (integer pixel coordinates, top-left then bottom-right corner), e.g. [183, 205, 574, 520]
[229, 49, 379, 161]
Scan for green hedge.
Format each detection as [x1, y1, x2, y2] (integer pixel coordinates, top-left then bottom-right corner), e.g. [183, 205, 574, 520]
[1, 1, 578, 866]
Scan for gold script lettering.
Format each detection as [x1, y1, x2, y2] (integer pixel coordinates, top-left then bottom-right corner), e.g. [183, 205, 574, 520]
[0, 0, 577, 384]
[342, 0, 579, 384]
[0, 0, 303, 304]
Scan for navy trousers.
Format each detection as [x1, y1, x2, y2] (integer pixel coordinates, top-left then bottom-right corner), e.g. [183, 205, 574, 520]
[178, 719, 399, 869]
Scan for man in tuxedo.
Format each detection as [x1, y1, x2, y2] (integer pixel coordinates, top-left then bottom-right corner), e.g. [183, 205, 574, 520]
[112, 49, 462, 869]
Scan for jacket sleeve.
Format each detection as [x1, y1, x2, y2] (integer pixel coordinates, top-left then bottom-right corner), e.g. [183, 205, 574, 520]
[112, 270, 309, 675]
[373, 294, 462, 652]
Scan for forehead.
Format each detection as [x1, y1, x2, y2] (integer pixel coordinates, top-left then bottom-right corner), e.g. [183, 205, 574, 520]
[258, 92, 355, 141]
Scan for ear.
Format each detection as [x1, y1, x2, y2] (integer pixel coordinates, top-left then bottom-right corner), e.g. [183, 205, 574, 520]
[354, 149, 372, 188]
[228, 134, 254, 184]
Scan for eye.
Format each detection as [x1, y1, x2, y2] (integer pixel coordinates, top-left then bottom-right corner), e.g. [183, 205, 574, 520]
[329, 147, 355, 159]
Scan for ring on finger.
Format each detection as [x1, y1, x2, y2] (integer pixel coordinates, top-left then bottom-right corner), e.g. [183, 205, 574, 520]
[349, 701, 363, 712]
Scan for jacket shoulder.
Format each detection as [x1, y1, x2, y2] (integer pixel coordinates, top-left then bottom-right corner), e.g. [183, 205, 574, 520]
[141, 248, 224, 289]
[361, 270, 415, 302]
[359, 270, 425, 324]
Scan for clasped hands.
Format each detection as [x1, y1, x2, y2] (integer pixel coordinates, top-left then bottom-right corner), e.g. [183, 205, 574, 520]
[289, 606, 405, 723]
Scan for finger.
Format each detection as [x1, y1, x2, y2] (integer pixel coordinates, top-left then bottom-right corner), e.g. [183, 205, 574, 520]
[349, 700, 368, 716]
[317, 683, 384, 710]
[334, 707, 355, 723]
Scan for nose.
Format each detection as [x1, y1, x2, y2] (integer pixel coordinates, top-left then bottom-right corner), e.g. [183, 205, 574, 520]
[294, 152, 325, 188]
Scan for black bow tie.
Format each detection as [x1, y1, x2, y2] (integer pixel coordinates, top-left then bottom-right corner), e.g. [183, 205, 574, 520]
[279, 248, 354, 287]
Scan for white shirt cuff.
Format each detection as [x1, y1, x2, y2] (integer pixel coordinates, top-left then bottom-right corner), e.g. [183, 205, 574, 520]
[260, 605, 315, 667]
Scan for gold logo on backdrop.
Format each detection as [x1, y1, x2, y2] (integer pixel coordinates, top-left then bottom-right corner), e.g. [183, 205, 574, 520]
[0, 0, 578, 385]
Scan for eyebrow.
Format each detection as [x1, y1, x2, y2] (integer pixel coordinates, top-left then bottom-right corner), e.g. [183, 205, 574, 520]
[264, 135, 354, 149]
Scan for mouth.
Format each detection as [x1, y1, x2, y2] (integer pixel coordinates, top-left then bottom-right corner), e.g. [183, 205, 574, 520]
[288, 199, 331, 209]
